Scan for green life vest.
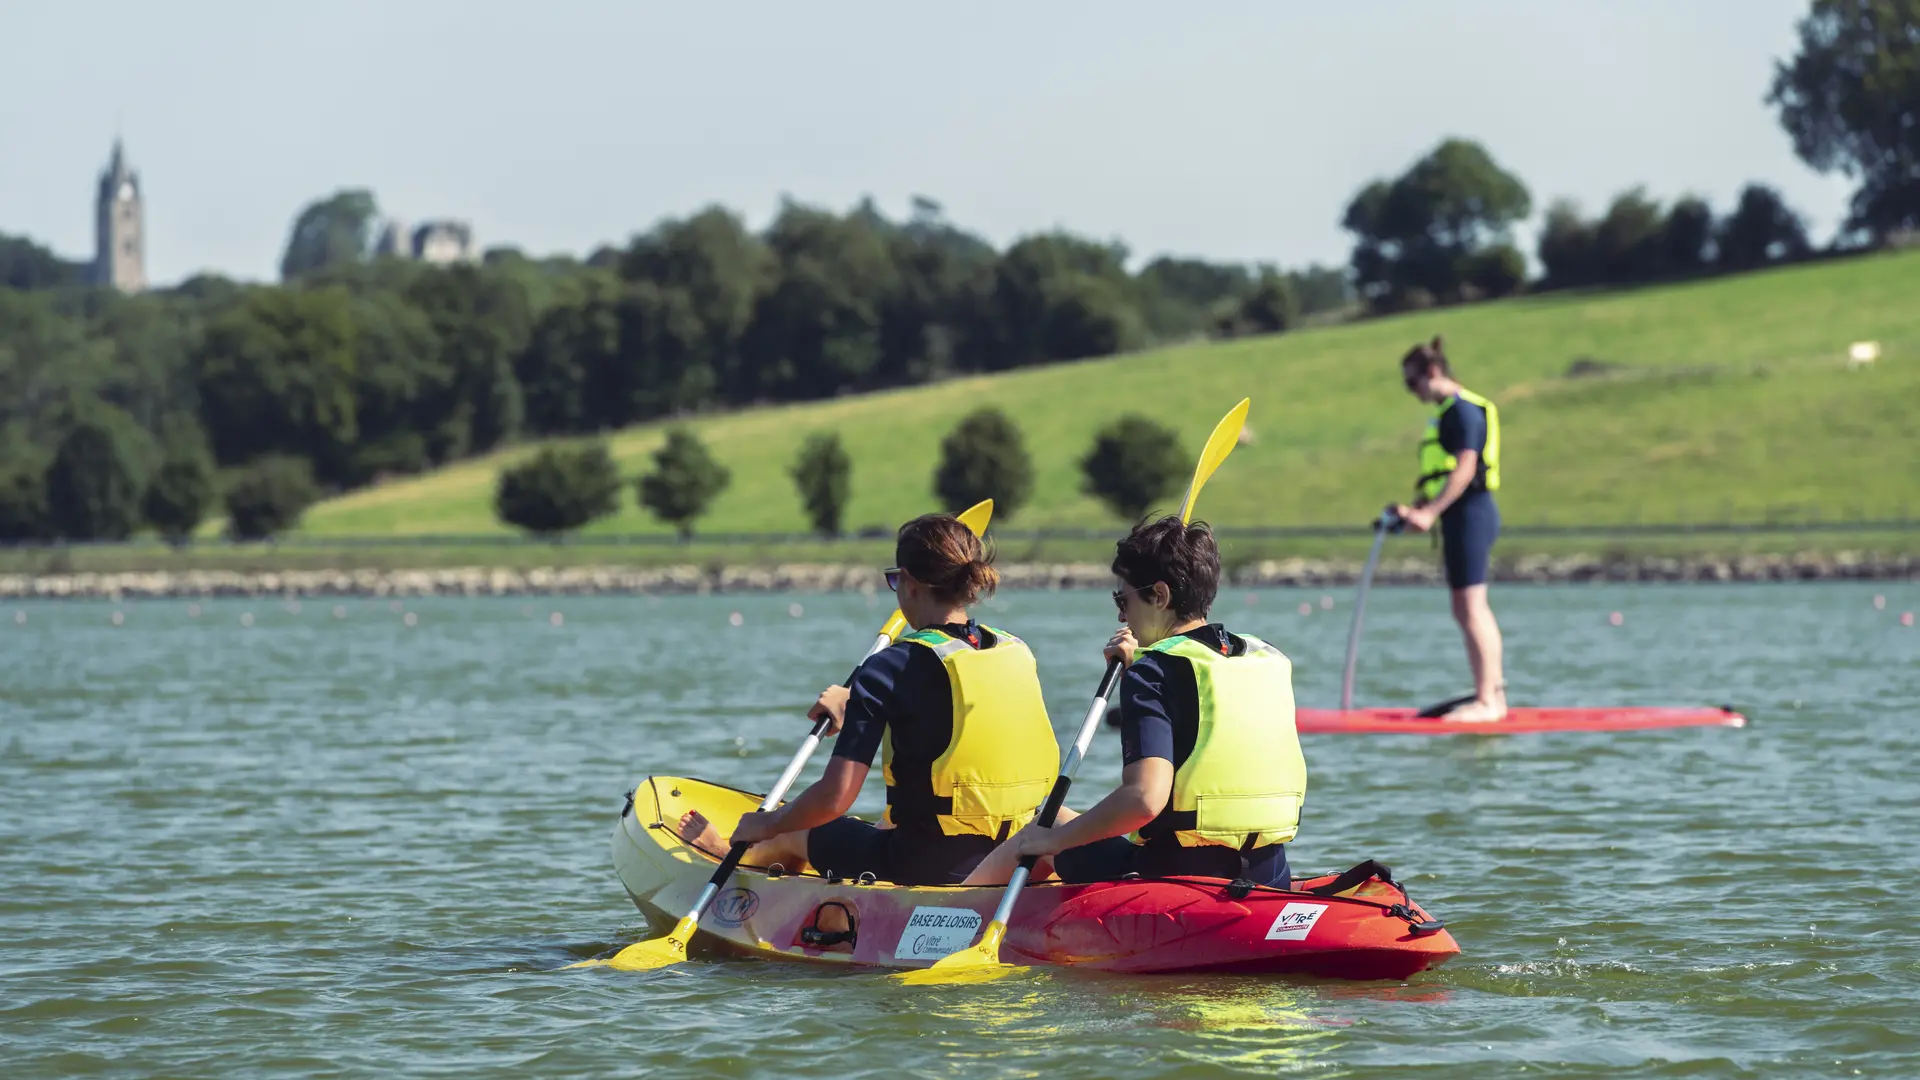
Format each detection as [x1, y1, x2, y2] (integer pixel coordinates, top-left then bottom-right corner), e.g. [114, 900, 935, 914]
[1416, 387, 1501, 501]
[882, 626, 1059, 839]
[1130, 632, 1306, 850]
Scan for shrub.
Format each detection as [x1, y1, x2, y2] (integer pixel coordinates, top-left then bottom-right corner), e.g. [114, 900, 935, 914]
[636, 428, 731, 539]
[46, 398, 151, 542]
[789, 432, 852, 536]
[933, 407, 1033, 521]
[0, 459, 54, 543]
[224, 455, 320, 541]
[143, 418, 218, 547]
[493, 441, 623, 538]
[1080, 415, 1187, 521]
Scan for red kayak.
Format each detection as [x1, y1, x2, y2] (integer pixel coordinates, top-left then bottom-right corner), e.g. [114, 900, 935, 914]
[1296, 705, 1748, 735]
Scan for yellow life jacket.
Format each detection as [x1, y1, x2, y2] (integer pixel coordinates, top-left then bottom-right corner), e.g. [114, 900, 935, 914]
[1131, 632, 1306, 850]
[1416, 387, 1501, 501]
[882, 625, 1059, 839]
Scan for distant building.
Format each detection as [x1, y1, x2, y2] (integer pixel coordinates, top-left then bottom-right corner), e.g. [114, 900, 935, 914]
[374, 215, 478, 265]
[92, 139, 146, 293]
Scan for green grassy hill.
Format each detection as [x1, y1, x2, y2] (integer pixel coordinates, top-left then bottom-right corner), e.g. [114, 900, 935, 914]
[303, 251, 1920, 539]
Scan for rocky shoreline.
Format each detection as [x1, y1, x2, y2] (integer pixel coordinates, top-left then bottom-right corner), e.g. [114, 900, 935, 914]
[1, 551, 1914, 599]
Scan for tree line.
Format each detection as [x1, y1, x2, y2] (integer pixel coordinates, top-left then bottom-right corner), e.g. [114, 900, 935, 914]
[493, 407, 1188, 540]
[1, 0, 1912, 545]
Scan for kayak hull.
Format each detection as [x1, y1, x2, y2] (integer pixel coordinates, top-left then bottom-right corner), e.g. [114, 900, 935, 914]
[1295, 705, 1747, 735]
[610, 776, 1459, 979]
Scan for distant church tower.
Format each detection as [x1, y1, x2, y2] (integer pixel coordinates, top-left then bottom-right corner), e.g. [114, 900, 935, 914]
[92, 139, 147, 293]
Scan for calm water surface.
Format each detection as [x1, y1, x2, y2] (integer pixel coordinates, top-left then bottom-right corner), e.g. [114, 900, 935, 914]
[3, 584, 1916, 1077]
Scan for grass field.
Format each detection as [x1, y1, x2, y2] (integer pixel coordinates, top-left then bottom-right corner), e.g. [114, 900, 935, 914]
[292, 251, 1917, 543]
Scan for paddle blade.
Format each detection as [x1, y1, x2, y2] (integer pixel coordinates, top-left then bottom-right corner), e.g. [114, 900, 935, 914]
[892, 920, 1028, 985]
[954, 498, 994, 537]
[573, 914, 696, 973]
[1178, 398, 1250, 524]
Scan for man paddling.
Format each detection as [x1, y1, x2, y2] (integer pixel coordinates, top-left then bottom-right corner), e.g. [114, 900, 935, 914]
[1391, 336, 1507, 723]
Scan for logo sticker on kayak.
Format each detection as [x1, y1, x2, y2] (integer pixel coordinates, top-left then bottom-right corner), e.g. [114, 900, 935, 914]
[894, 906, 983, 960]
[708, 887, 761, 928]
[1265, 902, 1327, 942]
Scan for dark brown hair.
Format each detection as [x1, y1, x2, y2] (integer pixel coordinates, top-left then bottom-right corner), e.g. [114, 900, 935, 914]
[896, 513, 998, 606]
[1401, 335, 1451, 379]
[1112, 515, 1221, 620]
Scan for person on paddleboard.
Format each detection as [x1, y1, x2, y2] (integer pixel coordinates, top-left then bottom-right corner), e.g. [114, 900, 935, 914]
[963, 515, 1305, 887]
[1391, 336, 1508, 723]
[677, 513, 1059, 886]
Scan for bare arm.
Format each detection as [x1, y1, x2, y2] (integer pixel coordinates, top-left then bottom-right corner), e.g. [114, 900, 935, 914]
[1396, 448, 1479, 531]
[1017, 758, 1174, 857]
[733, 757, 867, 843]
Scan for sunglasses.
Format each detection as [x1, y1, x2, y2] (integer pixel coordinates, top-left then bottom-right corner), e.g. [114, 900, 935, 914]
[884, 567, 903, 592]
[1112, 582, 1159, 615]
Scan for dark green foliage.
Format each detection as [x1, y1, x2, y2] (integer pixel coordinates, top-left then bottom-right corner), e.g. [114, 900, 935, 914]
[636, 429, 731, 538]
[1343, 138, 1532, 309]
[493, 442, 623, 537]
[789, 432, 852, 536]
[194, 286, 359, 470]
[1662, 197, 1717, 274]
[46, 398, 152, 541]
[1717, 184, 1812, 269]
[0, 232, 85, 291]
[1769, 0, 1920, 237]
[0, 455, 54, 543]
[1080, 415, 1186, 522]
[143, 417, 218, 546]
[223, 455, 319, 541]
[1466, 244, 1528, 299]
[280, 189, 381, 281]
[934, 407, 1033, 521]
[1216, 270, 1299, 337]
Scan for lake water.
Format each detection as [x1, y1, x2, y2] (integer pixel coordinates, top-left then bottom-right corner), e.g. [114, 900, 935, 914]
[3, 583, 1916, 1077]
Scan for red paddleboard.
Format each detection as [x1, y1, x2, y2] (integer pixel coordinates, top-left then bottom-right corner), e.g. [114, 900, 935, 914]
[1297, 705, 1748, 736]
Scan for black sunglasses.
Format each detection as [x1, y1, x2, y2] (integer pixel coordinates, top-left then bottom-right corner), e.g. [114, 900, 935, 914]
[1112, 582, 1159, 615]
[884, 567, 903, 592]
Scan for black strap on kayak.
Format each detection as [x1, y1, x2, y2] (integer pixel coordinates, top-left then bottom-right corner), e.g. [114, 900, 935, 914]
[1225, 835, 1261, 900]
[1306, 858, 1397, 897]
[800, 901, 857, 949]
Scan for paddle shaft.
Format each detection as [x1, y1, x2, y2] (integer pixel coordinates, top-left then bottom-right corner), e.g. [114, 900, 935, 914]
[984, 657, 1125, 930]
[1339, 510, 1400, 711]
[675, 629, 893, 925]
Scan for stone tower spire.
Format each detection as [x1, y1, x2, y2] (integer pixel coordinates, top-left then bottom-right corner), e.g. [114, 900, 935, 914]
[93, 138, 147, 293]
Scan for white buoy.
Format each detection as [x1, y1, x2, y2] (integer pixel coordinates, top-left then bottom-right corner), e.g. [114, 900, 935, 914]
[240, 612, 254, 627]
[1609, 611, 1624, 626]
[549, 612, 564, 627]
[789, 603, 804, 618]
[1297, 602, 1312, 616]
[332, 605, 347, 619]
[403, 611, 418, 627]
[1320, 595, 1334, 610]
[729, 611, 744, 627]
[187, 603, 201, 618]
[111, 611, 124, 626]
[1873, 595, 1887, 610]
[12, 610, 23, 625]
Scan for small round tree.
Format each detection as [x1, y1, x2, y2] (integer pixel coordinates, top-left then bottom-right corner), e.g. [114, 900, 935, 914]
[789, 432, 851, 536]
[493, 442, 623, 539]
[933, 407, 1033, 521]
[143, 418, 218, 548]
[225, 456, 320, 541]
[1080, 415, 1186, 521]
[46, 399, 151, 542]
[636, 428, 731, 539]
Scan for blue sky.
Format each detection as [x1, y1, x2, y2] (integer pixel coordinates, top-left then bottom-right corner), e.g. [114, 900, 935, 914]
[0, 0, 1853, 286]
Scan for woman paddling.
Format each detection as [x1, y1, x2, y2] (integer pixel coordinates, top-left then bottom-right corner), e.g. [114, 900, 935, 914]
[963, 515, 1305, 888]
[679, 513, 1059, 886]
[1391, 336, 1508, 723]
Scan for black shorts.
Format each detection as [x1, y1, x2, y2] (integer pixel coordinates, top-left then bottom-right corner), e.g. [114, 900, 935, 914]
[1440, 490, 1501, 589]
[1052, 835, 1291, 887]
[805, 816, 998, 886]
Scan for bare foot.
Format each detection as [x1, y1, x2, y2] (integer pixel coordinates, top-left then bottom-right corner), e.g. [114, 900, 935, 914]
[1443, 698, 1508, 723]
[678, 810, 727, 854]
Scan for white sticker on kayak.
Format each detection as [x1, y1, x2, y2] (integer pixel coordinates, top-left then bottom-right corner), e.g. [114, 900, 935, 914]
[1265, 902, 1328, 941]
[894, 906, 984, 960]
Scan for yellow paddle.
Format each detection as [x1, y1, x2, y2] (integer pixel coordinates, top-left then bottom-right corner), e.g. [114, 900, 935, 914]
[898, 399, 1251, 985]
[572, 498, 995, 973]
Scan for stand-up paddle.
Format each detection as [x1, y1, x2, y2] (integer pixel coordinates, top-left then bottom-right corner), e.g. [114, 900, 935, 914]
[898, 399, 1250, 985]
[1339, 506, 1402, 711]
[573, 498, 995, 973]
